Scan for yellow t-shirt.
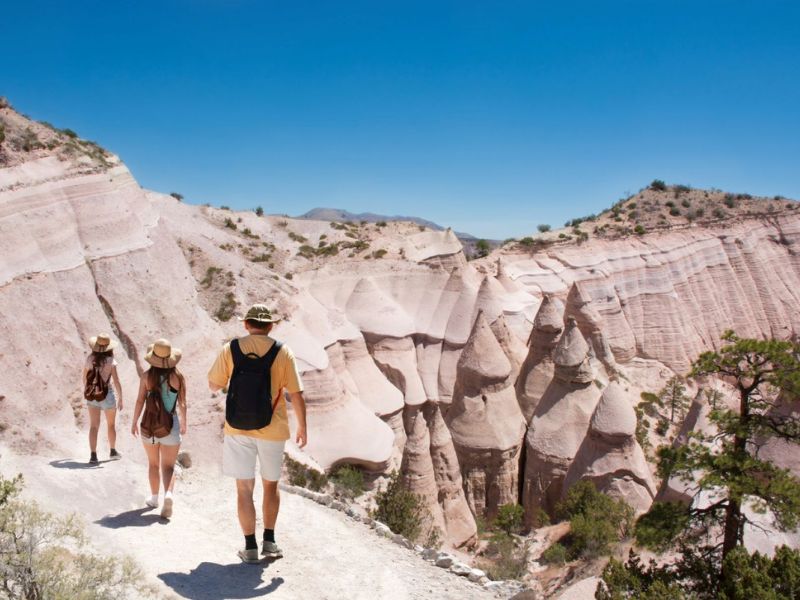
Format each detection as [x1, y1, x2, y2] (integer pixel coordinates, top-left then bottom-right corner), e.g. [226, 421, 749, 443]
[207, 335, 303, 441]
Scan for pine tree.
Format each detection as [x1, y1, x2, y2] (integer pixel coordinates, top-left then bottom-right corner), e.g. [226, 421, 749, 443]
[629, 331, 800, 595]
[659, 376, 690, 423]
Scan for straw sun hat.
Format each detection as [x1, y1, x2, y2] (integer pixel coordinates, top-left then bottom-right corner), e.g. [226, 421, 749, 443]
[89, 333, 118, 352]
[144, 338, 182, 369]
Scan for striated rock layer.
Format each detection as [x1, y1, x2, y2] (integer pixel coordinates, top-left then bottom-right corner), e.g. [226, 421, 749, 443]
[4, 105, 800, 545]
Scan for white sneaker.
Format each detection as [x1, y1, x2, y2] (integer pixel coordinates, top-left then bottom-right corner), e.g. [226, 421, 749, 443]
[161, 496, 173, 519]
[145, 494, 159, 508]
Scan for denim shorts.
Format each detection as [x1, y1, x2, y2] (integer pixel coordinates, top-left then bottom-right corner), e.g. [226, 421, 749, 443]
[142, 412, 181, 446]
[86, 387, 116, 411]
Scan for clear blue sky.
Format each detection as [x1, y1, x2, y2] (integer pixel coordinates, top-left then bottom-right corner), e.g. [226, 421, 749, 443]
[3, 1, 799, 239]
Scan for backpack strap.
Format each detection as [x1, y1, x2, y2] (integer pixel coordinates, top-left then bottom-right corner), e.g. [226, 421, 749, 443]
[230, 338, 244, 367]
[266, 341, 283, 411]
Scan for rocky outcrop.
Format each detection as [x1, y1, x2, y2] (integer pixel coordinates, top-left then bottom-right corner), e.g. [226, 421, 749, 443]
[446, 312, 527, 519]
[523, 318, 602, 523]
[515, 295, 564, 422]
[563, 381, 657, 514]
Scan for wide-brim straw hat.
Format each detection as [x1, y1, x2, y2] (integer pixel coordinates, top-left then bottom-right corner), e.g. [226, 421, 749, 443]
[239, 304, 281, 324]
[89, 333, 118, 353]
[144, 338, 182, 368]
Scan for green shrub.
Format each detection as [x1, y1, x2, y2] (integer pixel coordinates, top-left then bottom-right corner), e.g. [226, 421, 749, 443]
[634, 225, 646, 235]
[0, 474, 150, 599]
[285, 272, 293, 280]
[681, 199, 691, 208]
[556, 480, 633, 560]
[475, 239, 490, 258]
[494, 503, 524, 535]
[372, 472, 425, 542]
[372, 248, 388, 259]
[713, 207, 726, 218]
[224, 217, 237, 230]
[170, 192, 183, 201]
[330, 464, 366, 499]
[540, 542, 567, 565]
[214, 292, 237, 321]
[481, 532, 527, 580]
[519, 236, 535, 247]
[724, 194, 735, 208]
[669, 207, 681, 216]
[285, 456, 328, 491]
[220, 205, 230, 210]
[650, 179, 667, 191]
[201, 266, 222, 287]
[376, 221, 387, 227]
[537, 224, 551, 233]
[288, 231, 308, 243]
[254, 206, 264, 216]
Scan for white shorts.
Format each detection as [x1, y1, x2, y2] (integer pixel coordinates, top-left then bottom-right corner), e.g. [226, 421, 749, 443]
[223, 435, 285, 481]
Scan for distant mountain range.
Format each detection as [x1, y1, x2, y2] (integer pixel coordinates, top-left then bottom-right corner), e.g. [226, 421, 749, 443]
[295, 207, 480, 241]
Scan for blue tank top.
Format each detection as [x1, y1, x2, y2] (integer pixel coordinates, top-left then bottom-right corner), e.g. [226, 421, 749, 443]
[160, 377, 179, 413]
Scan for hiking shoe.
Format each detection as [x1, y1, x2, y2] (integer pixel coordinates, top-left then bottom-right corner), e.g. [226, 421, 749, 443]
[109, 449, 122, 460]
[160, 497, 173, 519]
[237, 548, 261, 564]
[89, 452, 99, 465]
[261, 541, 283, 559]
[145, 495, 159, 508]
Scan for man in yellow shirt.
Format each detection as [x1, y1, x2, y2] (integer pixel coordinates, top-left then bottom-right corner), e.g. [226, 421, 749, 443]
[208, 304, 307, 563]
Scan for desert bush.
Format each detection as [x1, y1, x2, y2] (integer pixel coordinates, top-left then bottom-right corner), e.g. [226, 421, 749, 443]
[713, 208, 726, 219]
[16, 128, 43, 152]
[475, 239, 490, 258]
[669, 207, 681, 216]
[201, 266, 222, 287]
[0, 97, 9, 109]
[556, 480, 633, 560]
[214, 292, 237, 321]
[254, 206, 264, 216]
[537, 224, 551, 233]
[723, 194, 735, 208]
[650, 179, 667, 191]
[0, 474, 149, 599]
[0, 124, 5, 145]
[540, 542, 568, 566]
[170, 192, 183, 201]
[285, 456, 328, 492]
[288, 231, 308, 243]
[330, 464, 365, 499]
[634, 225, 646, 235]
[372, 248, 388, 259]
[495, 503, 524, 535]
[482, 532, 527, 580]
[681, 199, 691, 208]
[673, 184, 691, 197]
[372, 472, 425, 542]
[376, 221, 387, 227]
[224, 217, 237, 230]
[519, 236, 535, 247]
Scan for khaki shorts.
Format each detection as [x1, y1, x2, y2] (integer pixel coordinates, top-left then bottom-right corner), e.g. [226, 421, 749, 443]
[223, 435, 285, 481]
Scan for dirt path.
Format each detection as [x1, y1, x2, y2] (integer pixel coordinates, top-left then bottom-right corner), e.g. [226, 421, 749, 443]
[2, 442, 495, 600]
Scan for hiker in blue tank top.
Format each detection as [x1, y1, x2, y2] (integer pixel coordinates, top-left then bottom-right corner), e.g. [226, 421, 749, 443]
[208, 304, 307, 564]
[131, 338, 187, 519]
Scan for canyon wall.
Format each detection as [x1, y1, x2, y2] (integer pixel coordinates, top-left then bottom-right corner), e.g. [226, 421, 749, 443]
[3, 107, 800, 546]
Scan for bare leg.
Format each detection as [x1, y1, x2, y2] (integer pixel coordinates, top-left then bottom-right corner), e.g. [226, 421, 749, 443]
[88, 407, 101, 453]
[104, 408, 117, 450]
[236, 479, 257, 536]
[142, 443, 161, 496]
[262, 479, 280, 530]
[159, 444, 180, 493]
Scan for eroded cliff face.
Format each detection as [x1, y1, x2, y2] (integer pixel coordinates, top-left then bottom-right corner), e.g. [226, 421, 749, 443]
[4, 106, 800, 546]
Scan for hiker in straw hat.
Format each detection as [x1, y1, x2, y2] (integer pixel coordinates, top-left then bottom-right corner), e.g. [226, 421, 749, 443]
[208, 304, 307, 563]
[130, 338, 187, 519]
[83, 333, 124, 465]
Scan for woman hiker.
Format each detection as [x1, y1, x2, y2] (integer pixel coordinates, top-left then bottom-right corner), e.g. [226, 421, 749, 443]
[83, 333, 124, 464]
[131, 338, 187, 518]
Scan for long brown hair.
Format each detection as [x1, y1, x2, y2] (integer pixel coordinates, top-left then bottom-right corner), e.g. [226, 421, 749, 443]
[145, 366, 186, 407]
[91, 349, 113, 367]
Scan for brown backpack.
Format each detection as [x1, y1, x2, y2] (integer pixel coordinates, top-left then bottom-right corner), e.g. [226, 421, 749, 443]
[140, 378, 174, 438]
[83, 358, 109, 401]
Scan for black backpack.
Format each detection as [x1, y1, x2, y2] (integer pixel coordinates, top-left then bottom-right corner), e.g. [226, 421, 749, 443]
[226, 339, 283, 430]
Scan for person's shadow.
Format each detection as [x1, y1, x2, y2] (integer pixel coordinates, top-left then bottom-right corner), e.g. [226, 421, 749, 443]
[95, 508, 164, 528]
[49, 458, 111, 469]
[159, 562, 283, 599]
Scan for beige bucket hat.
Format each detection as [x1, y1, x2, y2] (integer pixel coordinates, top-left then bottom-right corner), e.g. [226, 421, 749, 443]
[89, 333, 118, 352]
[144, 338, 182, 368]
[239, 304, 281, 324]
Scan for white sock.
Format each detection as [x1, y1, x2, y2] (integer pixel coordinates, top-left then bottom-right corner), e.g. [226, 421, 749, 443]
[146, 494, 159, 506]
[165, 491, 173, 500]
